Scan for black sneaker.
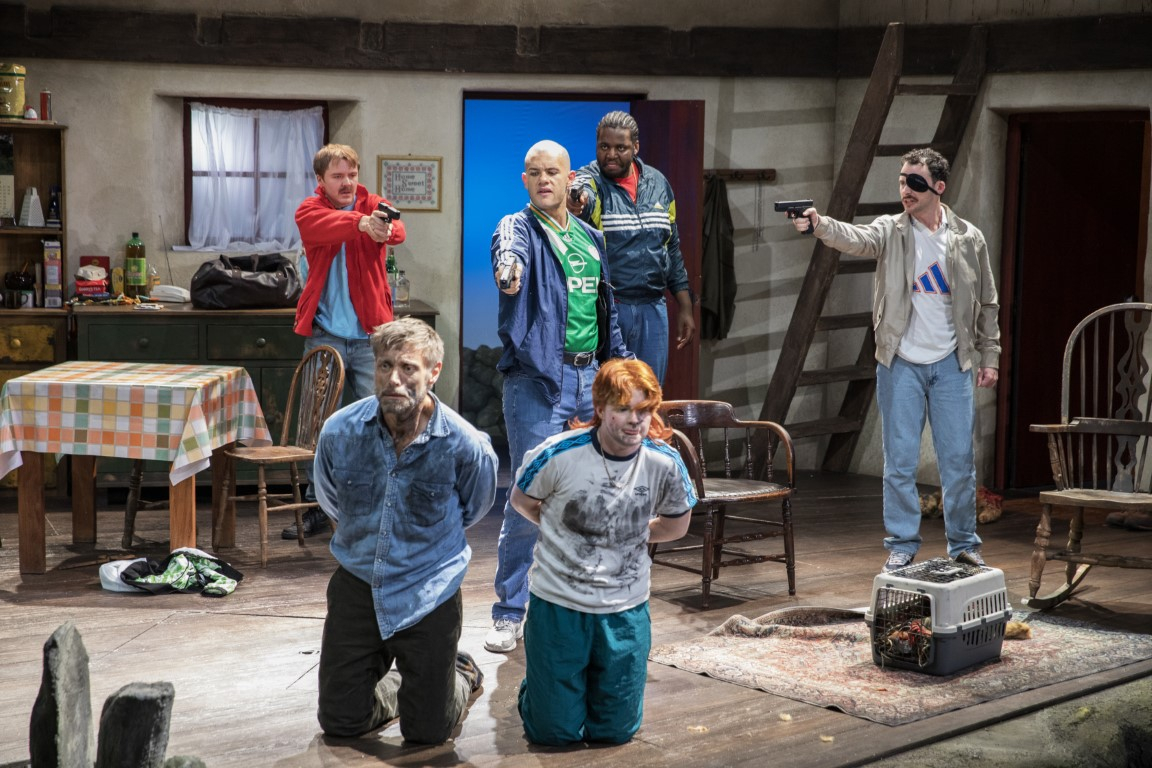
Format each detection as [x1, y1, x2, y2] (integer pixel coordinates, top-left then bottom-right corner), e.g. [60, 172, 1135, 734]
[955, 549, 987, 567]
[281, 508, 331, 540]
[456, 651, 484, 693]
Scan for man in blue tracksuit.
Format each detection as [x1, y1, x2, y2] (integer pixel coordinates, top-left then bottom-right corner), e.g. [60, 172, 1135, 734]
[485, 139, 631, 653]
[569, 110, 695, 385]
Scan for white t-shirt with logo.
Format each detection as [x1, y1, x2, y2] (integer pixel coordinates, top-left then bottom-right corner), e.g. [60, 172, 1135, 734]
[897, 210, 957, 364]
[516, 427, 695, 614]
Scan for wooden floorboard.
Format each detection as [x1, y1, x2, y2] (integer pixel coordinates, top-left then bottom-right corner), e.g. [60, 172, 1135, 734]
[1, 470, 1150, 767]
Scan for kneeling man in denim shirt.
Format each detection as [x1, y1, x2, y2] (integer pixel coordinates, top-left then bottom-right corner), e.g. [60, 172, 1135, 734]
[313, 317, 498, 744]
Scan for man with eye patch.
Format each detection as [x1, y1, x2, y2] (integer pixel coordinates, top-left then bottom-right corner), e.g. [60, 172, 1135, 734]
[789, 148, 1000, 574]
[311, 318, 498, 744]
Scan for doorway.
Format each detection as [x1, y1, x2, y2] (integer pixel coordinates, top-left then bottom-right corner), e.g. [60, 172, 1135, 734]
[458, 93, 705, 450]
[459, 94, 633, 448]
[996, 111, 1151, 491]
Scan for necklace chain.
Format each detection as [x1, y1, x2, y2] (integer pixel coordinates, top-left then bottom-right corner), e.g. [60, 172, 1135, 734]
[599, 440, 640, 490]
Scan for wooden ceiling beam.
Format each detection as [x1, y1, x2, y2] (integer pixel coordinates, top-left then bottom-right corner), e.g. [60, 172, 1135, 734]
[2, 4, 1150, 77]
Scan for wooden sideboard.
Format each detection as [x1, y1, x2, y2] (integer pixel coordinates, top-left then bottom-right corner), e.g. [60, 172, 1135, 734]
[70, 300, 438, 487]
[0, 309, 69, 490]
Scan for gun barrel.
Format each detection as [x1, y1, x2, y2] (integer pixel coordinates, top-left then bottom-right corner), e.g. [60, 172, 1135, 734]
[773, 199, 814, 212]
[774, 199, 815, 235]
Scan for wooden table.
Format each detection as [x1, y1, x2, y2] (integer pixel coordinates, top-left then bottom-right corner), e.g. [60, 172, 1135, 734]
[0, 361, 271, 573]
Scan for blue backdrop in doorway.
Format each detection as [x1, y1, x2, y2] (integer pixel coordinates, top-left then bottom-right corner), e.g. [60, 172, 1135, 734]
[461, 98, 629, 349]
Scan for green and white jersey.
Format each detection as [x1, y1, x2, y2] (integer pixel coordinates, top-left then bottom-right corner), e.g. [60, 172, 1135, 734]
[530, 204, 600, 354]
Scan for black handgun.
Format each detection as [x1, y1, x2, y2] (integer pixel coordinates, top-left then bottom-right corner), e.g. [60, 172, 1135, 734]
[376, 202, 402, 222]
[569, 185, 583, 205]
[775, 199, 814, 234]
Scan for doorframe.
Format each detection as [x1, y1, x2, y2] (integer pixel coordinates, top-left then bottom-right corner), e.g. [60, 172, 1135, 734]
[994, 110, 1152, 489]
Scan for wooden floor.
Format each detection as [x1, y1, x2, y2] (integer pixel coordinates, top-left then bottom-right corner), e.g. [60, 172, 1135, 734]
[1, 471, 1150, 767]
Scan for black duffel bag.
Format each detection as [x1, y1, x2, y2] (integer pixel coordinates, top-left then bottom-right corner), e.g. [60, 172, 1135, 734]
[190, 254, 302, 309]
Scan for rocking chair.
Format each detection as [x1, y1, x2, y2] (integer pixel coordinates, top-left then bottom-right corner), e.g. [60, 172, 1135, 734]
[1026, 302, 1152, 609]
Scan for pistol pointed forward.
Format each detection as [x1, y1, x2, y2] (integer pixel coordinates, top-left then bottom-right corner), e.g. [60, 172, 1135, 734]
[376, 202, 402, 222]
[775, 199, 814, 235]
[496, 254, 518, 290]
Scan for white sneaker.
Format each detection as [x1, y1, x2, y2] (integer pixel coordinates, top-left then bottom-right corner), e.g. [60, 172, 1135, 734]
[882, 550, 915, 573]
[484, 618, 523, 653]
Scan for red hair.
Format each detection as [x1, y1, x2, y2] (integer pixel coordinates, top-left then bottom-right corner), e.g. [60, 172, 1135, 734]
[572, 358, 672, 440]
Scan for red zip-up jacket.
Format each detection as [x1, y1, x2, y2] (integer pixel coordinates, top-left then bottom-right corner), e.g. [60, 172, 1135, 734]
[293, 183, 406, 336]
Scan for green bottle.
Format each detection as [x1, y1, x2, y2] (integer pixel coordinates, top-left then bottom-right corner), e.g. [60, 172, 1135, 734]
[124, 232, 147, 299]
[386, 247, 399, 292]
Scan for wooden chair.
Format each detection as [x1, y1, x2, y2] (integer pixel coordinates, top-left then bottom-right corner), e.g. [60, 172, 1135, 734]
[214, 345, 345, 567]
[1026, 302, 1152, 609]
[650, 400, 796, 608]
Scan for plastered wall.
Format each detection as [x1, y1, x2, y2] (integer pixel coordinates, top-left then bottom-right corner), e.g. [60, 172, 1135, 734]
[15, 18, 1152, 478]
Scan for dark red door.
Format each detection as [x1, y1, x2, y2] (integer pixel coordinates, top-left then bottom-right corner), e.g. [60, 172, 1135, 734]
[631, 99, 706, 401]
[997, 111, 1150, 489]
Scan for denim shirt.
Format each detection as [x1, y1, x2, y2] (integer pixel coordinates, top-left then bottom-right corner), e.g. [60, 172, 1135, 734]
[313, 393, 498, 639]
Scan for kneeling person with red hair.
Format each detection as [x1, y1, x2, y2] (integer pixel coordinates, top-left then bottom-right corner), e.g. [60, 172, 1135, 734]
[510, 358, 696, 745]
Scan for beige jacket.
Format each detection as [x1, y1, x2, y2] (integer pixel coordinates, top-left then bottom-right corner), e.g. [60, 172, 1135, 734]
[814, 205, 1000, 371]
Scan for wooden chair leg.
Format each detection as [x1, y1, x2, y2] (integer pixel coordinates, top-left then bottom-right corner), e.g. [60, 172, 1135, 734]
[257, 465, 269, 568]
[1027, 502, 1053, 601]
[711, 507, 727, 580]
[782, 497, 796, 596]
[700, 508, 716, 609]
[289, 461, 303, 504]
[290, 461, 305, 547]
[122, 459, 145, 549]
[214, 454, 239, 549]
[1021, 502, 1063, 608]
[1065, 506, 1086, 584]
[211, 455, 231, 548]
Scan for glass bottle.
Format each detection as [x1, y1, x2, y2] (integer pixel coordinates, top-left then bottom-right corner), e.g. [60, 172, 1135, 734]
[394, 270, 410, 308]
[386, 247, 399, 293]
[46, 186, 61, 229]
[124, 232, 147, 299]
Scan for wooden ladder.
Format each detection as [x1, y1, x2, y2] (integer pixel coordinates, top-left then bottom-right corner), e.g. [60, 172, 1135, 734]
[758, 21, 988, 471]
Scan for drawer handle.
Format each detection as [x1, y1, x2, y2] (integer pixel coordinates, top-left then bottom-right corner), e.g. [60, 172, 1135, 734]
[138, 337, 150, 349]
[10, 338, 20, 349]
[256, 337, 267, 348]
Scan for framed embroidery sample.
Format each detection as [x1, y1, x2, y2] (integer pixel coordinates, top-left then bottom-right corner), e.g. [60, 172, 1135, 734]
[377, 155, 442, 211]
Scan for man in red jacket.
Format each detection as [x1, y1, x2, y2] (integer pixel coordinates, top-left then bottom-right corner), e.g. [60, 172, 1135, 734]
[288, 143, 407, 539]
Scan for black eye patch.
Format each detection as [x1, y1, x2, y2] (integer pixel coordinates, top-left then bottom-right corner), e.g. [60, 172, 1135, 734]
[904, 173, 940, 195]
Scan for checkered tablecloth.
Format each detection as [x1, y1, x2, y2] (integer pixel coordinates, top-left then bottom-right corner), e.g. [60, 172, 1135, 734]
[0, 361, 272, 485]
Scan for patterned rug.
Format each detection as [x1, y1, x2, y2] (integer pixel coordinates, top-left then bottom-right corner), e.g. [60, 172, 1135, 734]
[649, 607, 1152, 725]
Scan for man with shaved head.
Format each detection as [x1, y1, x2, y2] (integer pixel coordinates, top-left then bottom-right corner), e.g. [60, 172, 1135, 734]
[485, 139, 632, 653]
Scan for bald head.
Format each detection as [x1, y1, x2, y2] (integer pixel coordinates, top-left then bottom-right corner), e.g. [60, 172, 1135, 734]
[522, 140, 574, 219]
[524, 140, 570, 168]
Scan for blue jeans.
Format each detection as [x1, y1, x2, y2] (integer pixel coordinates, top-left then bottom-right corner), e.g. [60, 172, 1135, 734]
[615, 298, 669, 385]
[303, 329, 377, 503]
[876, 352, 981, 558]
[493, 365, 596, 622]
[304, 328, 377, 400]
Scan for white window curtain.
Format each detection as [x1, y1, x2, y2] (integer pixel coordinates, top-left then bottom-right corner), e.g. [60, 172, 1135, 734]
[184, 103, 323, 252]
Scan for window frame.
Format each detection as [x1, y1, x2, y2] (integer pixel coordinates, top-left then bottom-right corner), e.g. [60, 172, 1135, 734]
[182, 97, 329, 246]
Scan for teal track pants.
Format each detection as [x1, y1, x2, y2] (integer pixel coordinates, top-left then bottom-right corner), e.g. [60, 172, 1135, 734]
[517, 596, 650, 745]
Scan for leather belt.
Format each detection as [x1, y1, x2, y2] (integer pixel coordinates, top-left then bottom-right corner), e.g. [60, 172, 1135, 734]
[562, 350, 595, 367]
